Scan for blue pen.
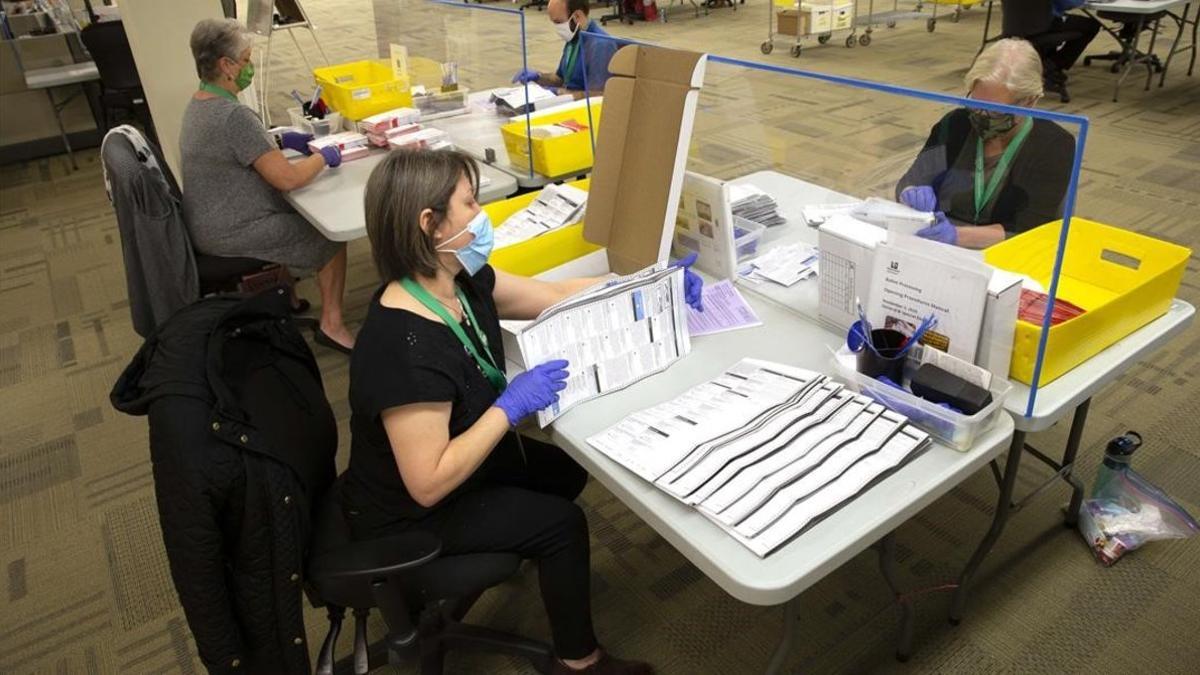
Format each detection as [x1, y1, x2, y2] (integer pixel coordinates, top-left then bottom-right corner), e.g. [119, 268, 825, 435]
[897, 314, 938, 358]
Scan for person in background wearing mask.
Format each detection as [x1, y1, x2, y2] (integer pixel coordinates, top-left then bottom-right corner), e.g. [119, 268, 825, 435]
[345, 149, 702, 675]
[180, 18, 354, 353]
[894, 38, 1075, 249]
[512, 0, 620, 96]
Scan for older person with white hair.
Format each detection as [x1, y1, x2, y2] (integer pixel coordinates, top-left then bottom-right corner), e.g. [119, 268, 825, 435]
[895, 38, 1075, 249]
[180, 18, 354, 353]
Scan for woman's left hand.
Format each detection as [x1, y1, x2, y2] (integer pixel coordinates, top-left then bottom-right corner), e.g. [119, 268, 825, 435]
[671, 252, 704, 312]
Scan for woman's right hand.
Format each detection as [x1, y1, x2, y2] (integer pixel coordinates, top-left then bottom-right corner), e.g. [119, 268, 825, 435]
[493, 359, 570, 426]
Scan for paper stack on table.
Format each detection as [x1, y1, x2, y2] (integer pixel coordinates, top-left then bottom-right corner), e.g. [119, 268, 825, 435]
[494, 183, 588, 250]
[738, 243, 819, 286]
[491, 83, 571, 115]
[586, 359, 931, 557]
[308, 131, 370, 162]
[357, 107, 421, 145]
[514, 264, 691, 427]
[730, 184, 786, 228]
[386, 126, 452, 151]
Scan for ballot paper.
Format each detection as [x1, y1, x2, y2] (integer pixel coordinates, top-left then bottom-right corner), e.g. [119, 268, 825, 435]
[729, 184, 787, 228]
[494, 184, 589, 250]
[491, 83, 560, 113]
[738, 243, 819, 286]
[514, 264, 691, 427]
[686, 281, 761, 337]
[587, 359, 930, 557]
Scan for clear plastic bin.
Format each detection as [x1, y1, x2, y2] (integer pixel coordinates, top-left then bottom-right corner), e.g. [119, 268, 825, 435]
[287, 107, 343, 137]
[413, 87, 470, 119]
[831, 345, 1012, 451]
[733, 216, 767, 261]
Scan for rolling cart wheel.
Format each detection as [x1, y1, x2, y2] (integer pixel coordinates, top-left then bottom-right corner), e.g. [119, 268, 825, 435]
[927, 18, 937, 32]
[1083, 56, 1093, 66]
[887, 20, 896, 28]
[859, 33, 871, 46]
[915, 1, 923, 10]
[818, 33, 831, 44]
[952, 9, 961, 22]
[762, 41, 774, 54]
[623, 16, 634, 24]
[845, 34, 856, 48]
[791, 44, 803, 57]
[1110, 63, 1120, 74]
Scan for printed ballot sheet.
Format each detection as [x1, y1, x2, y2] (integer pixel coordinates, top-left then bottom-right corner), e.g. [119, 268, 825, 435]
[515, 265, 692, 427]
[494, 184, 589, 250]
[587, 359, 931, 557]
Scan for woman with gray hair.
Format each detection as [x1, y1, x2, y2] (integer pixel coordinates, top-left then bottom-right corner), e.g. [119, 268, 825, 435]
[895, 38, 1075, 249]
[180, 18, 354, 352]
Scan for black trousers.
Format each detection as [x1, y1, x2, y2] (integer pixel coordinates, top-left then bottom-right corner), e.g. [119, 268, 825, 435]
[1049, 15, 1102, 71]
[400, 433, 596, 659]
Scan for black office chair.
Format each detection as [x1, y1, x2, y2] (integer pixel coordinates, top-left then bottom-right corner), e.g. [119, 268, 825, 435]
[306, 477, 555, 674]
[1000, 0, 1084, 102]
[1083, 10, 1168, 75]
[79, 18, 159, 146]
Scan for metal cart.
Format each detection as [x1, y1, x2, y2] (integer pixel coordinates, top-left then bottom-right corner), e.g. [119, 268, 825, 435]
[915, 0, 985, 33]
[762, 0, 885, 57]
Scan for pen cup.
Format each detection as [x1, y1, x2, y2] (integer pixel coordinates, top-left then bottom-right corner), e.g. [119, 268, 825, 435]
[855, 328, 907, 382]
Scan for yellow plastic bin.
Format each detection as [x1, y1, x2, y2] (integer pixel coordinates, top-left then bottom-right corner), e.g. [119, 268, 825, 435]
[500, 102, 601, 178]
[485, 178, 601, 277]
[984, 218, 1190, 386]
[313, 60, 412, 121]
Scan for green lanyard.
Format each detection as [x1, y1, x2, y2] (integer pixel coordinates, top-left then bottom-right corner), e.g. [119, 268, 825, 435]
[400, 278, 507, 393]
[974, 117, 1033, 223]
[563, 38, 582, 83]
[198, 81, 238, 102]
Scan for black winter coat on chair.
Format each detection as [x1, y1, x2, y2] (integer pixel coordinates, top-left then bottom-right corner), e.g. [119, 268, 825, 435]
[111, 289, 337, 674]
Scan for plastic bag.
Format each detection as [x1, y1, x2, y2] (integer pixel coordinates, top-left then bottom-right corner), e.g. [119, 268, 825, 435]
[1078, 432, 1200, 565]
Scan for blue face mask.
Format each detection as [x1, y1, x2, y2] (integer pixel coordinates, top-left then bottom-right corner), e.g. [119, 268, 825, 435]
[437, 210, 493, 276]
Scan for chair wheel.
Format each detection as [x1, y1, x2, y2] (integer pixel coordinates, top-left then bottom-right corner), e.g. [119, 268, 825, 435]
[791, 44, 802, 57]
[818, 33, 831, 44]
[845, 34, 857, 48]
[1110, 63, 1120, 73]
[1083, 57, 1092, 66]
[761, 41, 774, 54]
[952, 9, 961, 22]
[887, 20, 897, 28]
[927, 18, 937, 32]
[859, 33, 871, 46]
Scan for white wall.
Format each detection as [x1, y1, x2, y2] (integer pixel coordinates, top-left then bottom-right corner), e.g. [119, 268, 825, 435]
[118, 0, 226, 181]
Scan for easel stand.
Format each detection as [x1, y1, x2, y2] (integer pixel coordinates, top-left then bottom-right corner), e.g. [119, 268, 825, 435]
[247, 0, 330, 126]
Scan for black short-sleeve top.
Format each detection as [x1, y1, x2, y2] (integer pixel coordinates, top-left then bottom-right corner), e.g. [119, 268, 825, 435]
[343, 265, 505, 530]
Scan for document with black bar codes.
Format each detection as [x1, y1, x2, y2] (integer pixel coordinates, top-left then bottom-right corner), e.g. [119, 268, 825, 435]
[515, 265, 692, 427]
[586, 358, 931, 557]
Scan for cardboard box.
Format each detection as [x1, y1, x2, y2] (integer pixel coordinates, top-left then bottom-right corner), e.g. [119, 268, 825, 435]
[977, 269, 1021, 379]
[580, 44, 707, 275]
[776, 10, 809, 37]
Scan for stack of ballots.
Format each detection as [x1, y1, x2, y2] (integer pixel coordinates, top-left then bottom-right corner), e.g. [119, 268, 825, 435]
[587, 359, 931, 557]
[730, 184, 786, 228]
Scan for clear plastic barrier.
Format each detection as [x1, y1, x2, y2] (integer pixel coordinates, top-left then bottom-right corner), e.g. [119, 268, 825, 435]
[581, 29, 1090, 418]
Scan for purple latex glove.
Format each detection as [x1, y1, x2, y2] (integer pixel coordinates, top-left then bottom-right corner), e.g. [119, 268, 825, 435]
[280, 131, 313, 155]
[670, 252, 704, 312]
[898, 185, 938, 213]
[512, 68, 540, 84]
[493, 359, 569, 426]
[318, 145, 342, 168]
[916, 212, 958, 245]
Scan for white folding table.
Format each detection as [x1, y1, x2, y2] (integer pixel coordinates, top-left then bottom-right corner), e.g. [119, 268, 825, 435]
[284, 147, 518, 242]
[22, 61, 101, 170]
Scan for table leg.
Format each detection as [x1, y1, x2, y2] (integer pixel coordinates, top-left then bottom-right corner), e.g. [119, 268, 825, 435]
[948, 429, 1025, 625]
[1189, 1, 1199, 76]
[1059, 399, 1091, 528]
[977, 1, 994, 56]
[1144, 17, 1161, 91]
[1113, 15, 1147, 102]
[764, 596, 800, 675]
[875, 532, 915, 662]
[45, 88, 78, 171]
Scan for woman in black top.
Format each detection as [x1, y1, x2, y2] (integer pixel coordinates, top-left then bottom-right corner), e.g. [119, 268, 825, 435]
[344, 149, 701, 674]
[896, 38, 1076, 249]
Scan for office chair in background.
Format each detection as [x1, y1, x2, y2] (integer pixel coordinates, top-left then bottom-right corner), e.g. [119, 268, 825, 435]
[1000, 0, 1086, 102]
[307, 477, 556, 675]
[1082, 10, 1168, 76]
[79, 9, 159, 145]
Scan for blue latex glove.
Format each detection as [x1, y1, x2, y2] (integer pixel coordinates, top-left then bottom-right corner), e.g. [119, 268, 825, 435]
[916, 212, 958, 245]
[671, 252, 704, 312]
[318, 145, 342, 168]
[280, 131, 313, 155]
[494, 359, 569, 426]
[898, 185, 938, 213]
[512, 68, 540, 84]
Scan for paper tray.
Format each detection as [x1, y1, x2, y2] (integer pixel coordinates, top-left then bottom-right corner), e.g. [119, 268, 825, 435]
[831, 346, 1011, 451]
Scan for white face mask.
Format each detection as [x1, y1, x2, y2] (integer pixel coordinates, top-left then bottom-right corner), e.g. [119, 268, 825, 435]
[554, 16, 578, 42]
